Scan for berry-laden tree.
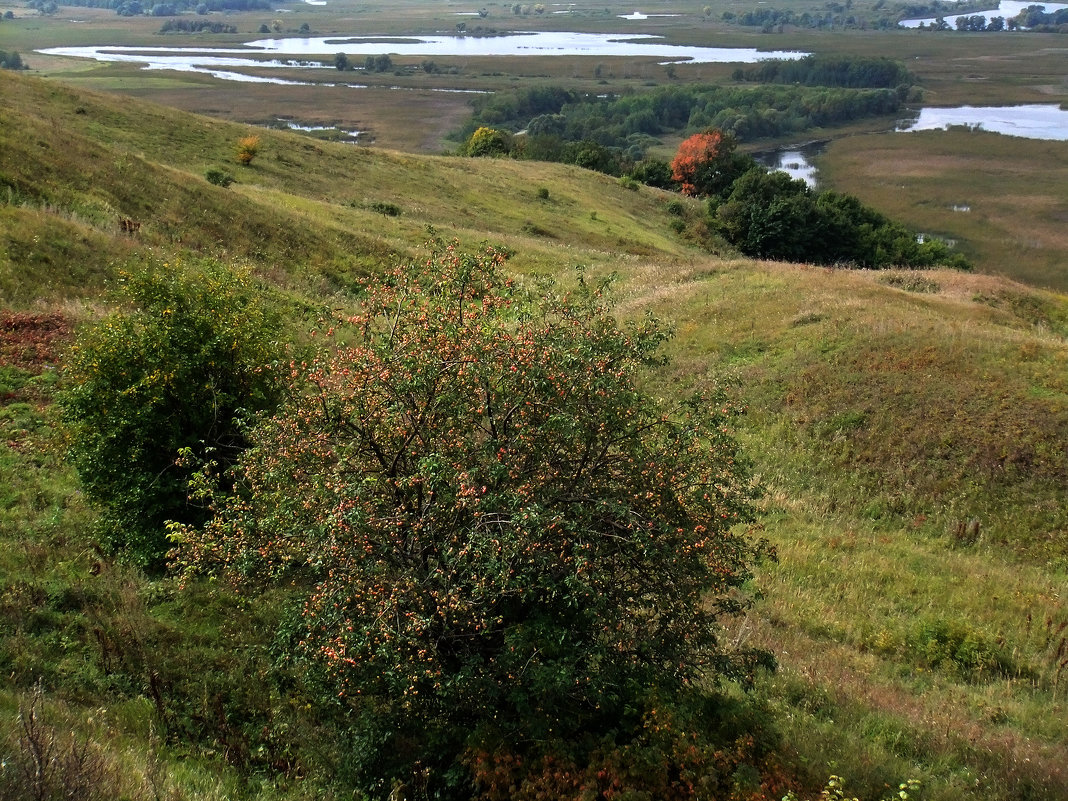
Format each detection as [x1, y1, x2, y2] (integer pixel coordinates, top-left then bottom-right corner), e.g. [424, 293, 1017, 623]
[175, 240, 773, 799]
[670, 129, 755, 200]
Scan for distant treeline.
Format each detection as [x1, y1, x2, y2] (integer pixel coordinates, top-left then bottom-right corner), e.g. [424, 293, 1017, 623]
[462, 82, 908, 164]
[159, 18, 237, 32]
[923, 5, 1068, 30]
[733, 55, 914, 89]
[721, 0, 990, 29]
[52, 0, 270, 14]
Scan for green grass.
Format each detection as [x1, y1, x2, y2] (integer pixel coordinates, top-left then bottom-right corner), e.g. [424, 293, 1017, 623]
[819, 130, 1068, 290]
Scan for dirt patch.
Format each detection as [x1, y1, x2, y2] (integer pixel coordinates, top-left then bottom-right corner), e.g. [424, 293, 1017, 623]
[0, 311, 72, 373]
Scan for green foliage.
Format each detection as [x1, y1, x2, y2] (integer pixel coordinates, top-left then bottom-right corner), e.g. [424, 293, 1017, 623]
[714, 168, 970, 269]
[368, 201, 400, 216]
[60, 258, 286, 567]
[363, 54, 393, 73]
[178, 241, 771, 799]
[783, 774, 922, 801]
[737, 55, 914, 89]
[464, 126, 512, 157]
[461, 83, 908, 166]
[0, 50, 26, 70]
[203, 167, 233, 187]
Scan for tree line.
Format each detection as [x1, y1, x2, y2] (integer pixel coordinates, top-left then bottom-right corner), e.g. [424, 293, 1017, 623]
[49, 0, 270, 14]
[733, 54, 914, 89]
[159, 18, 237, 32]
[460, 81, 912, 170]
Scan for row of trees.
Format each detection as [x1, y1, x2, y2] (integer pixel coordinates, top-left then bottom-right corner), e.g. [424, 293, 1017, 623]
[916, 5, 1068, 29]
[52, 0, 270, 13]
[462, 82, 911, 166]
[62, 246, 775, 798]
[733, 54, 914, 89]
[460, 125, 968, 269]
[721, 0, 993, 28]
[158, 18, 236, 32]
[334, 53, 394, 73]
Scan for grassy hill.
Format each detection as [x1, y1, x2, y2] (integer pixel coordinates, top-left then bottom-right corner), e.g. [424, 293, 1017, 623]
[2, 69, 1067, 801]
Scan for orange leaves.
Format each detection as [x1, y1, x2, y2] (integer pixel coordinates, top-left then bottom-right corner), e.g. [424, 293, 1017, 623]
[235, 134, 260, 165]
[670, 130, 726, 196]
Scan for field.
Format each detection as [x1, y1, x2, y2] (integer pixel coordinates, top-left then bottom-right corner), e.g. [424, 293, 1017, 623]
[1, 0, 1067, 797]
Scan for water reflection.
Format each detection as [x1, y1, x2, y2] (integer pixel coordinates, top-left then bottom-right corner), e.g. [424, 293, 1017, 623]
[753, 143, 824, 188]
[899, 0, 1068, 27]
[896, 105, 1068, 141]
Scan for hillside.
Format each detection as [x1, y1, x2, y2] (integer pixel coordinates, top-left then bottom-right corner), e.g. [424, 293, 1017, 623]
[2, 70, 1068, 801]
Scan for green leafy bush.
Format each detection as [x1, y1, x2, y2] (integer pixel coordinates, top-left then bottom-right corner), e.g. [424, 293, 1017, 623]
[60, 258, 286, 567]
[203, 167, 233, 187]
[368, 201, 401, 216]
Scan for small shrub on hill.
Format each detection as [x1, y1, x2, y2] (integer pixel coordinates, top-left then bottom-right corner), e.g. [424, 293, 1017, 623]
[204, 167, 233, 187]
[464, 126, 511, 157]
[60, 258, 286, 567]
[368, 201, 400, 216]
[235, 134, 260, 166]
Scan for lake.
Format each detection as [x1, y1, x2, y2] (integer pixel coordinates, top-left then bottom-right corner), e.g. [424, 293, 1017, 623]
[896, 105, 1068, 140]
[39, 33, 807, 85]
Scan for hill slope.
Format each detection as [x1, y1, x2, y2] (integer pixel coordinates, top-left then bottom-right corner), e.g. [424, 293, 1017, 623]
[2, 70, 1068, 801]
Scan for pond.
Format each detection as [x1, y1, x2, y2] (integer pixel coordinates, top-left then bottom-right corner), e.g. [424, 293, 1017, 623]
[38, 33, 807, 86]
[896, 105, 1068, 140]
[753, 143, 824, 188]
[899, 0, 1068, 27]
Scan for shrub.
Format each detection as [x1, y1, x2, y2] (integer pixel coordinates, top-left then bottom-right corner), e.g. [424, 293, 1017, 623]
[368, 201, 400, 216]
[464, 126, 511, 157]
[60, 258, 286, 567]
[177, 241, 772, 799]
[204, 167, 234, 187]
[235, 134, 260, 166]
[536, 186, 549, 199]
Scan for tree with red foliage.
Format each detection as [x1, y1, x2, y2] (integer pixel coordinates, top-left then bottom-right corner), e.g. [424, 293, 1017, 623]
[670, 129, 755, 200]
[176, 239, 772, 800]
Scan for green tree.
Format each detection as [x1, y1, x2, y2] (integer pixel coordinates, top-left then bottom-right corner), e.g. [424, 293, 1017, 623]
[176, 241, 771, 799]
[333, 51, 349, 71]
[61, 258, 285, 566]
[464, 126, 511, 157]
